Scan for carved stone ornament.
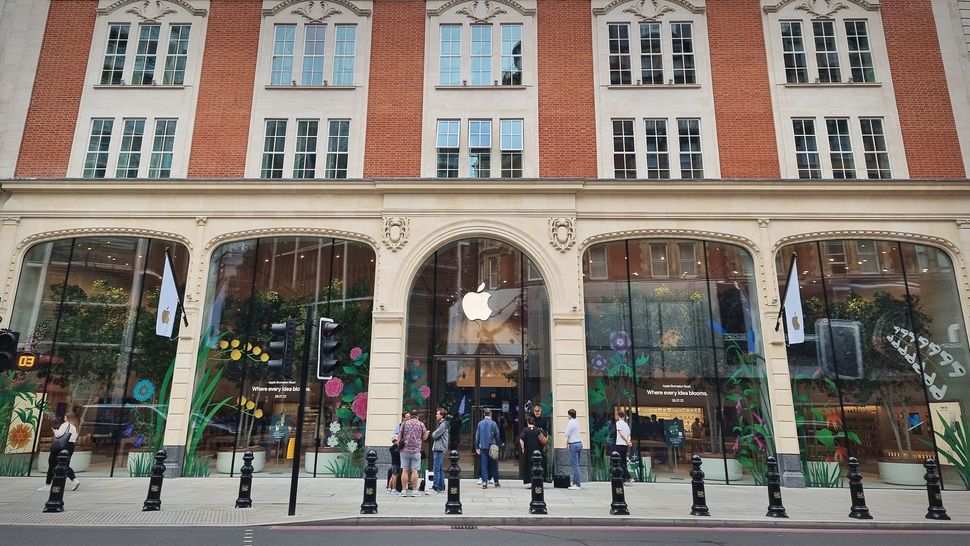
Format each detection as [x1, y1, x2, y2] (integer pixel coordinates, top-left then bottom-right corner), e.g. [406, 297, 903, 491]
[762, 0, 879, 16]
[593, 0, 705, 17]
[97, 0, 208, 19]
[291, 1, 342, 23]
[428, 0, 536, 19]
[383, 217, 411, 252]
[264, 0, 371, 18]
[549, 218, 576, 253]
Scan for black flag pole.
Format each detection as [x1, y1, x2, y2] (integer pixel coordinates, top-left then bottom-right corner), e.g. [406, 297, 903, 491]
[775, 252, 798, 333]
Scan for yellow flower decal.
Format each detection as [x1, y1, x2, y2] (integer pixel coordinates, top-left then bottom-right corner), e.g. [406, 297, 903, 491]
[252, 346, 262, 355]
[246, 342, 253, 351]
[230, 349, 242, 361]
[230, 339, 241, 348]
[7, 423, 32, 450]
[260, 353, 269, 362]
[219, 340, 229, 349]
[240, 396, 248, 405]
[254, 409, 264, 419]
[246, 401, 256, 410]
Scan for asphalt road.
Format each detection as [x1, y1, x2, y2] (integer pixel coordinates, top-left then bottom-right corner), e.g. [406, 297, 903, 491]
[5, 525, 970, 546]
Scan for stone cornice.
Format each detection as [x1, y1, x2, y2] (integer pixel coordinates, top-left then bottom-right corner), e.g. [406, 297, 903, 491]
[762, 0, 879, 15]
[427, 0, 535, 18]
[263, 0, 371, 19]
[593, 0, 705, 17]
[97, 0, 208, 18]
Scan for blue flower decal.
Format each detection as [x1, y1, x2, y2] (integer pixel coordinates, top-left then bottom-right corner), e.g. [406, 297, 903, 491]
[133, 435, 145, 448]
[590, 353, 608, 372]
[610, 331, 632, 353]
[133, 379, 155, 403]
[123, 424, 134, 438]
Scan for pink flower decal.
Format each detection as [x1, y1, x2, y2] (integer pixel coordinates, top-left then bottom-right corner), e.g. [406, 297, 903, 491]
[419, 385, 431, 399]
[412, 359, 421, 367]
[324, 377, 344, 398]
[352, 392, 368, 420]
[349, 347, 363, 360]
[732, 436, 740, 453]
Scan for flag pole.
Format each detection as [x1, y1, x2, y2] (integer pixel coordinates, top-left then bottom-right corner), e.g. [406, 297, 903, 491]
[164, 248, 189, 334]
[774, 252, 798, 333]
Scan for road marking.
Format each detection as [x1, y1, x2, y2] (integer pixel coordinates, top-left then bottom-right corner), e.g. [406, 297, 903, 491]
[267, 525, 970, 535]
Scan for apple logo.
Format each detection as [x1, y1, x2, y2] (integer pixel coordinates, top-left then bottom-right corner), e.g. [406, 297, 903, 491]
[161, 307, 171, 325]
[462, 283, 492, 321]
[791, 314, 801, 332]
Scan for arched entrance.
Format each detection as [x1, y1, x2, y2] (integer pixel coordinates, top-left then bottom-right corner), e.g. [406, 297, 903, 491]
[404, 238, 551, 479]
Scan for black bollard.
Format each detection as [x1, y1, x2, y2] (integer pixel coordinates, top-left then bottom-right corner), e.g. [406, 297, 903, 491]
[529, 450, 547, 515]
[445, 450, 462, 515]
[764, 456, 789, 518]
[42, 449, 70, 513]
[689, 455, 710, 516]
[142, 449, 167, 512]
[360, 449, 378, 514]
[610, 451, 630, 516]
[847, 457, 873, 519]
[235, 450, 255, 509]
[923, 458, 951, 520]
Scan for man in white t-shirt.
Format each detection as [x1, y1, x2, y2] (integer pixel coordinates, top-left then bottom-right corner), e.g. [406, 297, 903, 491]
[614, 410, 633, 484]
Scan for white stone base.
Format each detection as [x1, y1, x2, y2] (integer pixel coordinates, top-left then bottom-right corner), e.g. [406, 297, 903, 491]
[36, 450, 92, 473]
[215, 450, 266, 474]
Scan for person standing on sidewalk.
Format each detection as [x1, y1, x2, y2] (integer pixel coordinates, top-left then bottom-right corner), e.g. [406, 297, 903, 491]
[399, 410, 428, 497]
[430, 408, 450, 493]
[518, 415, 547, 486]
[614, 410, 633, 485]
[565, 408, 582, 490]
[39, 411, 79, 492]
[386, 436, 402, 495]
[475, 409, 501, 489]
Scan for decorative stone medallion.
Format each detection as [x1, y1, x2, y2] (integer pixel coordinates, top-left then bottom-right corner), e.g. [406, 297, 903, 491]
[382, 217, 410, 252]
[549, 218, 576, 253]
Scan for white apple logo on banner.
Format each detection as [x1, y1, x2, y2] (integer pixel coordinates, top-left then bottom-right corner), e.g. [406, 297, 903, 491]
[462, 282, 493, 321]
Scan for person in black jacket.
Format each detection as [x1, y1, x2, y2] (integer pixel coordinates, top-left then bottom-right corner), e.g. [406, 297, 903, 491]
[518, 416, 547, 486]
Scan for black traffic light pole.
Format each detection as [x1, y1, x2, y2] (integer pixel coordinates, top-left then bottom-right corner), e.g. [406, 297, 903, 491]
[288, 306, 314, 517]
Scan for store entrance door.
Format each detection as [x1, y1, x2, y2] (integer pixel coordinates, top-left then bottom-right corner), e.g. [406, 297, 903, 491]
[432, 356, 522, 480]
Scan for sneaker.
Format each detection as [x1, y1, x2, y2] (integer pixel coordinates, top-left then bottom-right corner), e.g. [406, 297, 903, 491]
[70, 479, 80, 491]
[567, 484, 581, 490]
[623, 480, 633, 486]
[524, 483, 532, 489]
[36, 484, 50, 492]
[482, 483, 487, 489]
[424, 490, 431, 496]
[494, 483, 501, 487]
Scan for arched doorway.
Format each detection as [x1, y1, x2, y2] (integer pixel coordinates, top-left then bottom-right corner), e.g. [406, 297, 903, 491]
[404, 238, 551, 479]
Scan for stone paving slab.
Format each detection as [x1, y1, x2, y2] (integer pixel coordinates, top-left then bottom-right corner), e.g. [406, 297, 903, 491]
[1, 476, 968, 529]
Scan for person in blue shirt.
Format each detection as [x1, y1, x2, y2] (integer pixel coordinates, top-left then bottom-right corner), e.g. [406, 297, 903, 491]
[475, 409, 501, 489]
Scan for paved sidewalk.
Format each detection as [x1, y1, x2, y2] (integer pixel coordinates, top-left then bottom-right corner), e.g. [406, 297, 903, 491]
[0, 476, 968, 529]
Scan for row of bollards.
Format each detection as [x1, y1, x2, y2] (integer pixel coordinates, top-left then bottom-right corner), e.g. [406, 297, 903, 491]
[39, 448, 953, 522]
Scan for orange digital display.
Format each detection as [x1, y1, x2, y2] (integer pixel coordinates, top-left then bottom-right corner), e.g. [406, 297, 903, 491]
[16, 353, 37, 371]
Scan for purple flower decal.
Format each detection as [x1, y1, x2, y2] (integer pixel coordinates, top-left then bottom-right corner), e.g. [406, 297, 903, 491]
[735, 397, 742, 412]
[732, 436, 740, 453]
[590, 353, 608, 372]
[754, 435, 765, 452]
[609, 331, 632, 353]
[123, 424, 134, 438]
[752, 412, 765, 426]
[133, 435, 145, 448]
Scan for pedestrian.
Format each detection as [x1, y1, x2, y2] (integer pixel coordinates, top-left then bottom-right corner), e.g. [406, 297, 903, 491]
[430, 408, 450, 493]
[518, 415, 547, 487]
[475, 409, 501, 489]
[565, 408, 582, 490]
[386, 436, 402, 495]
[614, 410, 633, 485]
[532, 404, 552, 482]
[398, 410, 428, 497]
[392, 410, 410, 441]
[38, 410, 79, 492]
[691, 417, 703, 439]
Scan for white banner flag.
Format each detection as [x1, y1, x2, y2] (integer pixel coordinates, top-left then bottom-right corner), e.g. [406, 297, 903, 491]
[783, 256, 805, 345]
[156, 252, 180, 338]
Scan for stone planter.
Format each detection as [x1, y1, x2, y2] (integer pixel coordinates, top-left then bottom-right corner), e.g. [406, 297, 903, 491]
[698, 455, 742, 482]
[304, 449, 344, 475]
[877, 461, 925, 486]
[215, 449, 266, 474]
[36, 450, 92, 473]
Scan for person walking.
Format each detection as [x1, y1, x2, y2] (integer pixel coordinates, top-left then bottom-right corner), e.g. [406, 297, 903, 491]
[565, 408, 582, 490]
[39, 411, 79, 492]
[518, 415, 547, 487]
[430, 408, 450, 493]
[399, 410, 428, 497]
[475, 409, 501, 489]
[614, 410, 633, 485]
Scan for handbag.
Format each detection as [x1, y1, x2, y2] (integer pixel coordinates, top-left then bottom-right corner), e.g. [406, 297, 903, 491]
[50, 430, 70, 454]
[488, 443, 500, 460]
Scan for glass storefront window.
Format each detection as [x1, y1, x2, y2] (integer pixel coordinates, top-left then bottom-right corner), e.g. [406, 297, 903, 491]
[1, 237, 187, 477]
[583, 239, 770, 484]
[779, 240, 970, 489]
[404, 238, 550, 480]
[190, 237, 375, 478]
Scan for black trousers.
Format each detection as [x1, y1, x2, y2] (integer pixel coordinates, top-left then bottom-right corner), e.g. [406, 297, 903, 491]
[520, 450, 547, 483]
[46, 442, 76, 484]
[614, 444, 631, 481]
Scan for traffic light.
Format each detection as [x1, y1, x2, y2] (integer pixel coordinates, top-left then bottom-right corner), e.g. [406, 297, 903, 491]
[0, 329, 20, 372]
[267, 320, 297, 376]
[317, 317, 342, 380]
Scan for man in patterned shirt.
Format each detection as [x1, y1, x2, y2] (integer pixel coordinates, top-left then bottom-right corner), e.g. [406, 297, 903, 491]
[399, 410, 429, 497]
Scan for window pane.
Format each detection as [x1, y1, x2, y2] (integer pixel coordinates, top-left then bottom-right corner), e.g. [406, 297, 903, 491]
[671, 23, 695, 84]
[860, 117, 891, 179]
[845, 20, 875, 83]
[436, 120, 460, 178]
[813, 21, 841, 83]
[302, 25, 326, 85]
[148, 119, 177, 179]
[439, 24, 461, 86]
[644, 119, 669, 179]
[83, 118, 114, 179]
[781, 21, 808, 84]
[271, 25, 295, 85]
[608, 23, 632, 85]
[826, 118, 856, 179]
[612, 119, 636, 178]
[132, 24, 159, 85]
[501, 24, 523, 85]
[332, 24, 356, 85]
[325, 120, 350, 179]
[792, 118, 821, 179]
[116, 119, 145, 178]
[640, 23, 663, 85]
[294, 119, 318, 178]
[261, 120, 287, 178]
[677, 118, 703, 179]
[471, 25, 492, 85]
[163, 24, 191, 85]
[101, 24, 129, 85]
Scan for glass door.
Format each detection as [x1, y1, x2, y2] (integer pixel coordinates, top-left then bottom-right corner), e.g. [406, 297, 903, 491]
[432, 356, 522, 479]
